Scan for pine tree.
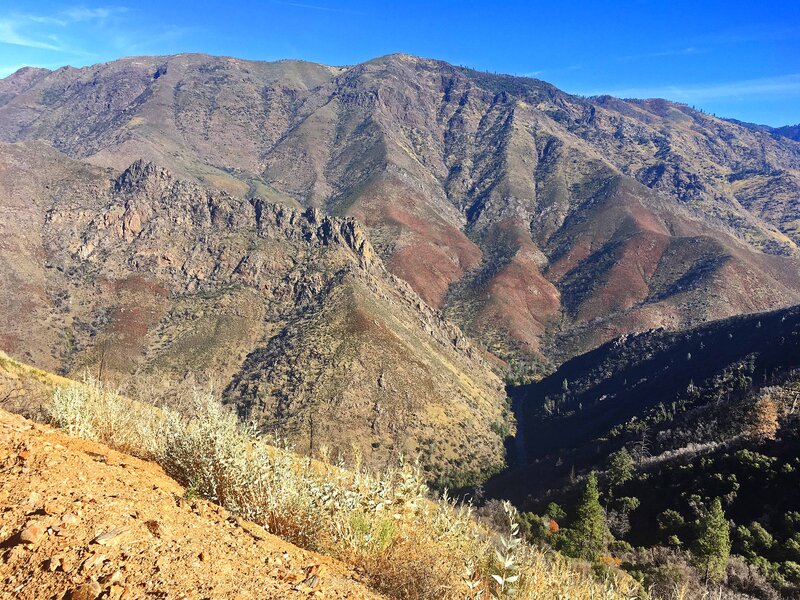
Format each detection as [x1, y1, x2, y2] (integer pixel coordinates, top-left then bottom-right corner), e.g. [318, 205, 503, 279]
[608, 447, 634, 489]
[573, 472, 607, 560]
[694, 498, 731, 583]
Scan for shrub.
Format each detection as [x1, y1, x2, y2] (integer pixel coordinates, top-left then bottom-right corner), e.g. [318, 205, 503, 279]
[748, 522, 775, 553]
[726, 555, 780, 600]
[545, 501, 567, 521]
[658, 509, 686, 534]
[782, 561, 800, 583]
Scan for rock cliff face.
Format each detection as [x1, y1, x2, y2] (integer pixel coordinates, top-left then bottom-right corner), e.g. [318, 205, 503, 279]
[2, 54, 800, 363]
[0, 142, 505, 485]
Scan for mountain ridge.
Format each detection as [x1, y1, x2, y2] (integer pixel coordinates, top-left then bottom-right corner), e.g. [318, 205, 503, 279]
[2, 53, 800, 365]
[0, 140, 506, 485]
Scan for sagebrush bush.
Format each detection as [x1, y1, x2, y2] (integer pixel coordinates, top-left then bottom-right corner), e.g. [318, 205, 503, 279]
[48, 378, 640, 599]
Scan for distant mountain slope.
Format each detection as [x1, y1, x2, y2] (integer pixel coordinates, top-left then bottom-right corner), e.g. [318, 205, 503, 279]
[2, 54, 799, 362]
[494, 307, 800, 598]
[775, 124, 800, 141]
[0, 141, 506, 485]
[727, 117, 800, 142]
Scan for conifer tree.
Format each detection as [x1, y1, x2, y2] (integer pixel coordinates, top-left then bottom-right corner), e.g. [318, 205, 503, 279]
[608, 447, 634, 489]
[573, 472, 607, 560]
[695, 497, 731, 583]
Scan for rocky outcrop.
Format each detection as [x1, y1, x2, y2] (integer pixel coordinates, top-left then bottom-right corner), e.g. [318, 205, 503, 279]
[0, 144, 506, 485]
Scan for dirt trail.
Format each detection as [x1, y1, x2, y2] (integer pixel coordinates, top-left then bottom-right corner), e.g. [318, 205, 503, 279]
[0, 409, 384, 599]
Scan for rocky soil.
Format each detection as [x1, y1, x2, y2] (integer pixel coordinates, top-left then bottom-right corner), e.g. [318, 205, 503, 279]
[0, 408, 384, 599]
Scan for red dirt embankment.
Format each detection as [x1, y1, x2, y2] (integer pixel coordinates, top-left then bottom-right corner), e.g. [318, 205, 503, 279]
[0, 409, 383, 599]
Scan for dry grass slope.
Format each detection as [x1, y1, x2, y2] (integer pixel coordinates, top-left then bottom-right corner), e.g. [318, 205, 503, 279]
[46, 375, 640, 599]
[0, 408, 384, 599]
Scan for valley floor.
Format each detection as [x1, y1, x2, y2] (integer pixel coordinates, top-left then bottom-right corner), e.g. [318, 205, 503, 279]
[0, 408, 383, 599]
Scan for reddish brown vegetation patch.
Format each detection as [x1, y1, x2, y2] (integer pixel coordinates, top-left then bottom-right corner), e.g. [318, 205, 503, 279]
[477, 248, 561, 355]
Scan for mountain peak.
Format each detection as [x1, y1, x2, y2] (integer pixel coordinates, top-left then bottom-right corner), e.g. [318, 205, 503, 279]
[5, 66, 51, 80]
[0, 67, 52, 106]
[367, 52, 424, 63]
[114, 160, 174, 194]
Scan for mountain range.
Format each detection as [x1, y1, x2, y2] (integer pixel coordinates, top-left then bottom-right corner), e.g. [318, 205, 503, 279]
[2, 52, 800, 490]
[2, 53, 799, 369]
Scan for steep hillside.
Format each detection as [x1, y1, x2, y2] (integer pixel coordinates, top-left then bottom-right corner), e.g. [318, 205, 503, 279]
[0, 142, 506, 486]
[492, 304, 800, 504]
[494, 371, 800, 598]
[614, 385, 800, 597]
[491, 308, 800, 598]
[0, 408, 383, 599]
[2, 54, 799, 362]
[0, 354, 643, 599]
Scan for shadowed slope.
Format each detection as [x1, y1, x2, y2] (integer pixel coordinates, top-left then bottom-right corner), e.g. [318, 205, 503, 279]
[487, 304, 800, 507]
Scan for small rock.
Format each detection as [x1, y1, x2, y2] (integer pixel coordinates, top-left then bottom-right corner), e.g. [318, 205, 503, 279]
[5, 545, 25, 563]
[92, 526, 128, 546]
[61, 512, 79, 525]
[47, 556, 61, 572]
[101, 569, 124, 585]
[19, 521, 45, 545]
[60, 554, 77, 573]
[69, 579, 102, 600]
[198, 551, 208, 562]
[80, 552, 106, 573]
[144, 520, 161, 537]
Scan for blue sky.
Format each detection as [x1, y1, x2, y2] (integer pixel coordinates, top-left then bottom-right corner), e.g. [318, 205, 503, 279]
[1, 1, 798, 126]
